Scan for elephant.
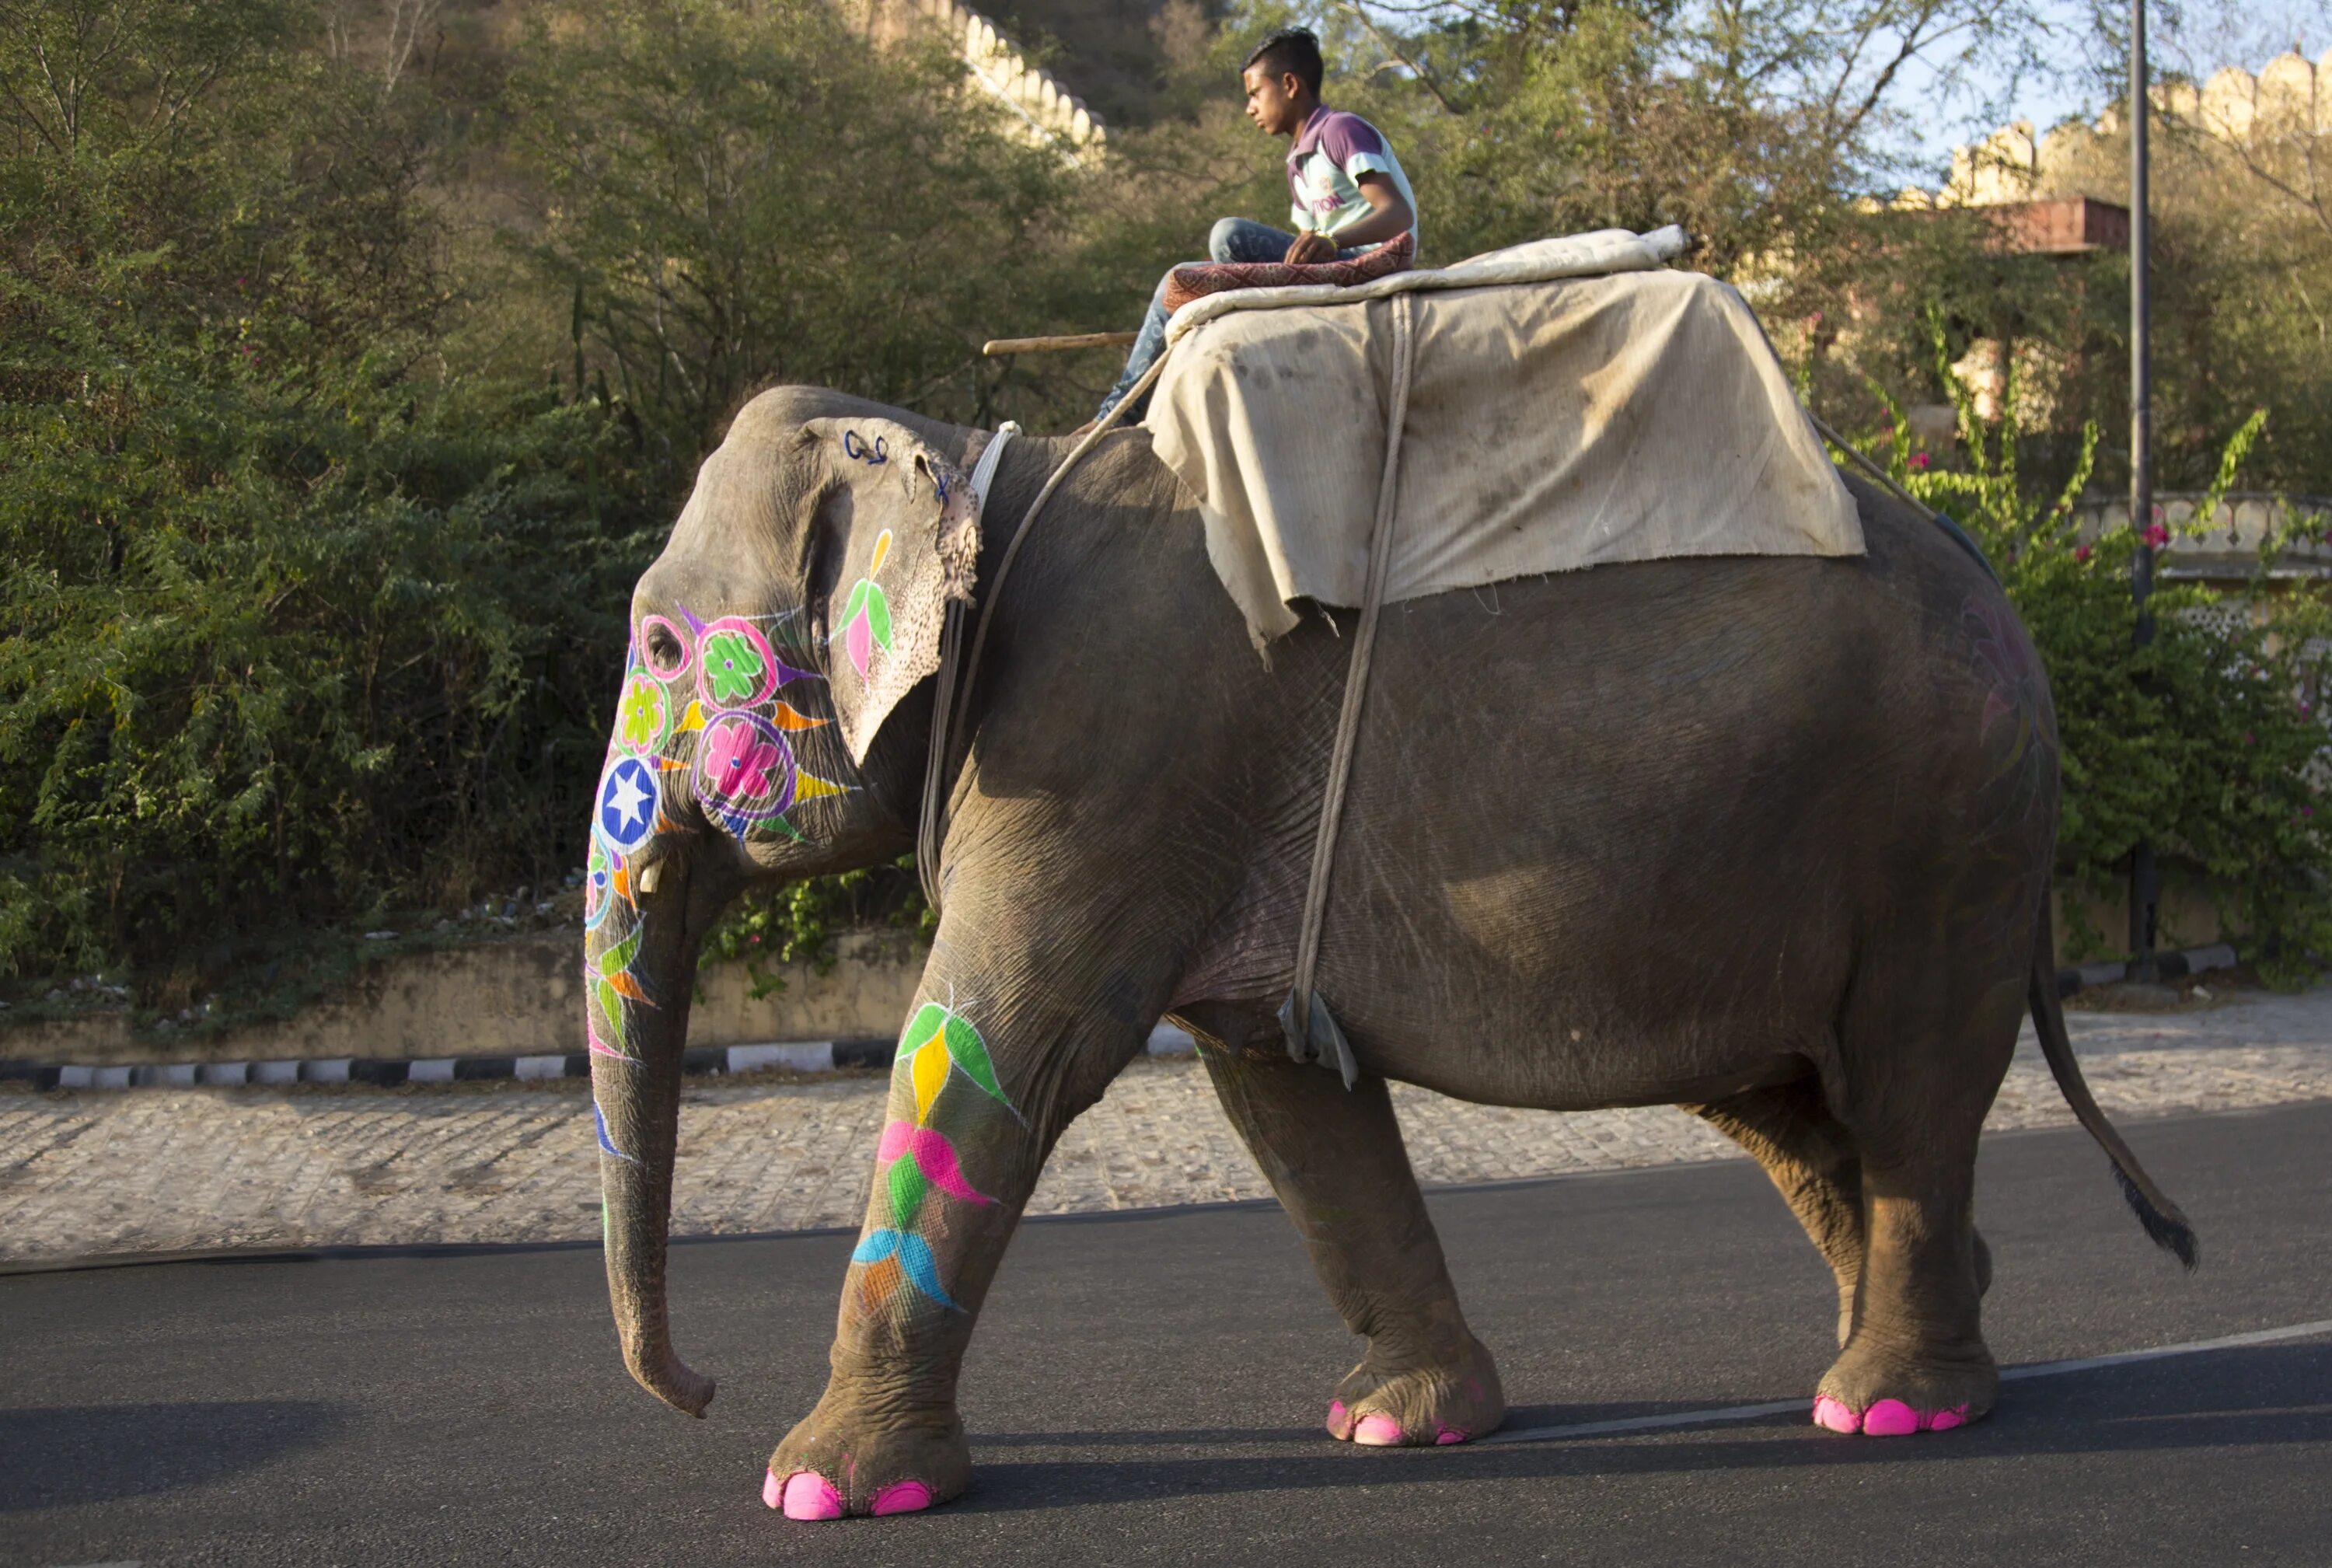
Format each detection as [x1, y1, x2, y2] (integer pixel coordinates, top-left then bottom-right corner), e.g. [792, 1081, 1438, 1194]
[581, 383, 2196, 1521]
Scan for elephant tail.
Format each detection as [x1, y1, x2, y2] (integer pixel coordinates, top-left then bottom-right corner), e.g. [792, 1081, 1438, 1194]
[2027, 895, 2201, 1269]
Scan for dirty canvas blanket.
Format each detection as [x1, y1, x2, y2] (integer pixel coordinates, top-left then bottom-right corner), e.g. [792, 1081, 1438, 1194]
[1144, 228, 1864, 646]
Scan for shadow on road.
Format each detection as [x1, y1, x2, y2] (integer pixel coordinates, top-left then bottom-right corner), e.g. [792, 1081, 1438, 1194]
[0, 1399, 347, 1512]
[956, 1343, 2332, 1514]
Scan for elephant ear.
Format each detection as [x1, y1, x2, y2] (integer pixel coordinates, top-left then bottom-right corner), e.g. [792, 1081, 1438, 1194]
[800, 416, 981, 765]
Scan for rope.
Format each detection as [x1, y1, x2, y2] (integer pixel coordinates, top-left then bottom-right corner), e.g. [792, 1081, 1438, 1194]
[916, 350, 1178, 915]
[1805, 410, 1998, 583]
[1281, 290, 1419, 1088]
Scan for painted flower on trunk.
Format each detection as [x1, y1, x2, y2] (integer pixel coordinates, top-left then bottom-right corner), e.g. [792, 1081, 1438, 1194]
[703, 713, 787, 804]
[836, 529, 895, 680]
[614, 671, 670, 754]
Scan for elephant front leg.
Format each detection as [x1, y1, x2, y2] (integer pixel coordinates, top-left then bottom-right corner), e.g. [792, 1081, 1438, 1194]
[766, 990, 1136, 1519]
[1199, 1036, 1506, 1447]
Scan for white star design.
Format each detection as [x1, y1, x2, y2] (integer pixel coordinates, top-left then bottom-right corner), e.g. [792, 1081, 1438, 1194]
[606, 767, 651, 831]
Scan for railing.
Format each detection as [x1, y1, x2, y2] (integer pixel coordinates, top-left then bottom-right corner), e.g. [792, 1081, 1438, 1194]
[2069, 491, 2332, 578]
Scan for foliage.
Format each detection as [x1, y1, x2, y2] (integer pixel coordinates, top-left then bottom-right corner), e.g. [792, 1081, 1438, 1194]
[0, 0, 658, 1004]
[6, 0, 2331, 1008]
[696, 857, 934, 999]
[1859, 320, 2331, 977]
[505, 0, 1161, 484]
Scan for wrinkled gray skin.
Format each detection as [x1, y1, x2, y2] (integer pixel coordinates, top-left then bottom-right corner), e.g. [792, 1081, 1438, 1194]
[589, 385, 2193, 1517]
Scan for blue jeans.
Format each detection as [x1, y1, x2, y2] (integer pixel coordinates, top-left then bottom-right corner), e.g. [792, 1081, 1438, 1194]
[1096, 218, 1364, 423]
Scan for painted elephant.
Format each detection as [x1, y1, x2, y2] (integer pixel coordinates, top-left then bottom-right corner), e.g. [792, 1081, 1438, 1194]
[581, 385, 2195, 1520]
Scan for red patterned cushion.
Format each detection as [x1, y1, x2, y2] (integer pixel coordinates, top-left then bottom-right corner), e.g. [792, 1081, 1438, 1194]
[1162, 231, 1415, 316]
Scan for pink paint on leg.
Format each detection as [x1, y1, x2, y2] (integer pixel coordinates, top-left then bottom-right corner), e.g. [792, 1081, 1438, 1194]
[1861, 1399, 1919, 1437]
[1925, 1405, 1969, 1431]
[875, 1121, 993, 1204]
[779, 1471, 844, 1521]
[1435, 1426, 1468, 1445]
[1326, 1399, 1349, 1437]
[1353, 1413, 1405, 1447]
[871, 1479, 934, 1516]
[1811, 1395, 1861, 1434]
[762, 1468, 784, 1510]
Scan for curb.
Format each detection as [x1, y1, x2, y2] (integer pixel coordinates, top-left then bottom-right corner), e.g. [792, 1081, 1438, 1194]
[2052, 941, 2239, 998]
[0, 1023, 1203, 1094]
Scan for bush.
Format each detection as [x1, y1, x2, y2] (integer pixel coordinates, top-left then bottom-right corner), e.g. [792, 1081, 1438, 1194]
[1862, 325, 2330, 979]
[0, 2, 659, 1002]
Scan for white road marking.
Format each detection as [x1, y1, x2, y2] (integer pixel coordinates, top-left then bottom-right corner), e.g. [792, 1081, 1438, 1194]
[1480, 1318, 2332, 1445]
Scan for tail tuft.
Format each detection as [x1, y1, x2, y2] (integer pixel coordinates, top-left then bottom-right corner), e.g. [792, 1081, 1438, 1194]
[2111, 1164, 2201, 1271]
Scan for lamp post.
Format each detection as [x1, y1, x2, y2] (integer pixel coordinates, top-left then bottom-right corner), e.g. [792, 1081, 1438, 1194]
[2128, 0, 2158, 983]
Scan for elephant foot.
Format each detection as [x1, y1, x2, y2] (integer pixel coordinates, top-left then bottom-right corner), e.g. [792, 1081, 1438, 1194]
[765, 1392, 970, 1520]
[1812, 1339, 1996, 1438]
[1325, 1332, 1506, 1448]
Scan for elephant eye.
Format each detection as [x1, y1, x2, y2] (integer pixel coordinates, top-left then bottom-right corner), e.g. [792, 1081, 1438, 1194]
[643, 622, 686, 674]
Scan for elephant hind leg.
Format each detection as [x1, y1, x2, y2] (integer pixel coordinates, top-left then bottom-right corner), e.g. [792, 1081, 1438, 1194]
[1192, 1027, 1506, 1448]
[1693, 1076, 1996, 1351]
[1809, 967, 2023, 1437]
[1691, 1077, 1867, 1347]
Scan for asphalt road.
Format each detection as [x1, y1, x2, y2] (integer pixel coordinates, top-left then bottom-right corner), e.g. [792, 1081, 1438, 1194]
[5, 1102, 2328, 1567]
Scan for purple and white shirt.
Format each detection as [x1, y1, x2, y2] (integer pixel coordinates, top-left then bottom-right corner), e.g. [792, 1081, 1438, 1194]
[1286, 106, 1419, 250]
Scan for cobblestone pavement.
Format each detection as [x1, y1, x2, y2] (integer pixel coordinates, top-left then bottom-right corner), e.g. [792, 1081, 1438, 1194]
[5, 988, 2330, 1266]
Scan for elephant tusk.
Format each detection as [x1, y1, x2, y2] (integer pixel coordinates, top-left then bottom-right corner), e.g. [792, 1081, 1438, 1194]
[636, 861, 662, 896]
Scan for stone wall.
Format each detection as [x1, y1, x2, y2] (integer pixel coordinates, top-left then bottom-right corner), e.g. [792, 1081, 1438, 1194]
[861, 0, 1105, 151]
[4, 882, 2222, 1070]
[1932, 49, 2329, 208]
[2, 931, 928, 1070]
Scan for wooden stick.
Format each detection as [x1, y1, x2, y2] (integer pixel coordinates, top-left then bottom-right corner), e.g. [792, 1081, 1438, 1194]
[982, 330, 1139, 357]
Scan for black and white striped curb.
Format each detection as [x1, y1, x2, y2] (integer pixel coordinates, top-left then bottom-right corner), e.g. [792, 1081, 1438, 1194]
[0, 1023, 1203, 1093]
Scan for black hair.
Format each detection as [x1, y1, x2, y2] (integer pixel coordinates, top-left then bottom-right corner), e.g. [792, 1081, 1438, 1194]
[1243, 26, 1324, 96]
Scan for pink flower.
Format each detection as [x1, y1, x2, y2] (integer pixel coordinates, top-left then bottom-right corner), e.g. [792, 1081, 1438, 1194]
[2246, 731, 2256, 743]
[2143, 522, 2170, 548]
[1908, 452, 1932, 471]
[703, 717, 781, 801]
[2074, 544, 2093, 563]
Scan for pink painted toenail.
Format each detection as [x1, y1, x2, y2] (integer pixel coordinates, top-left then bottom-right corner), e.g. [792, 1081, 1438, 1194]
[1925, 1405, 1968, 1432]
[1435, 1426, 1468, 1445]
[1353, 1414, 1405, 1446]
[871, 1479, 934, 1516]
[779, 1471, 844, 1521]
[1812, 1395, 1861, 1434]
[1861, 1399, 1918, 1437]
[763, 1468, 784, 1510]
[1327, 1399, 1349, 1434]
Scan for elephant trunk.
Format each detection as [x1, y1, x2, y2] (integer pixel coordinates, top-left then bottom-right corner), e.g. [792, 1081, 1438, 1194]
[588, 872, 716, 1418]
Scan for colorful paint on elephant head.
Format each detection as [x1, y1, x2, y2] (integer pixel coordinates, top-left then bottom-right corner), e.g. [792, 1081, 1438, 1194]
[585, 603, 856, 1168]
[613, 606, 853, 848]
[836, 529, 895, 682]
[852, 1001, 1021, 1316]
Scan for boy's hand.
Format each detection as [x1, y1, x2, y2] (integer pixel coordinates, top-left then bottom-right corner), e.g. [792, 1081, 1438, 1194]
[1283, 230, 1336, 265]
